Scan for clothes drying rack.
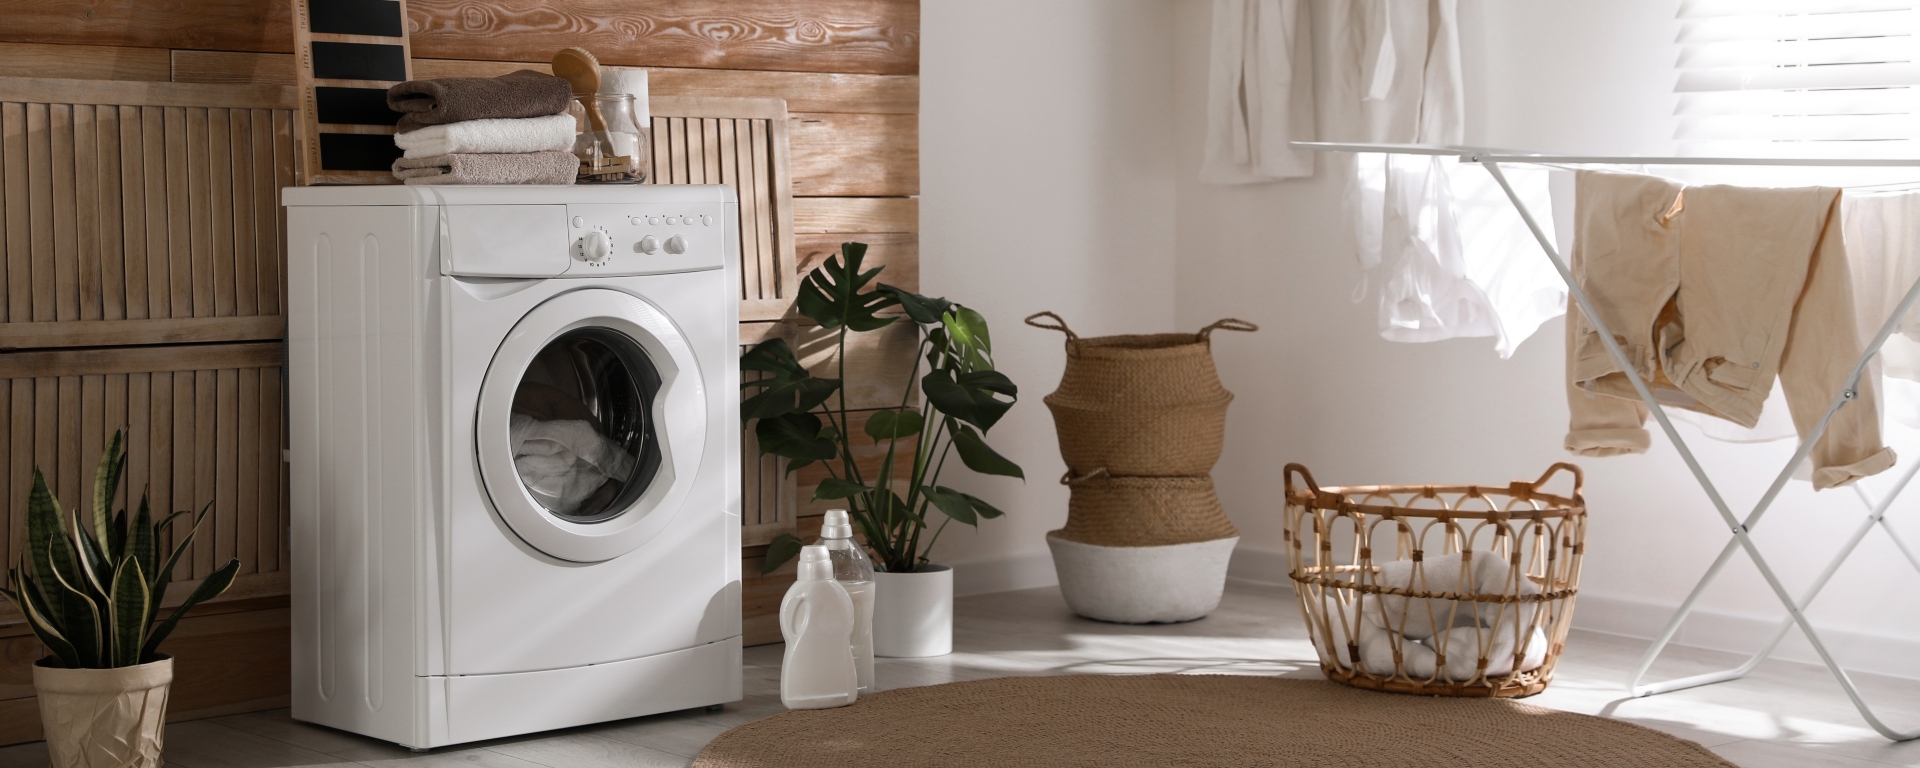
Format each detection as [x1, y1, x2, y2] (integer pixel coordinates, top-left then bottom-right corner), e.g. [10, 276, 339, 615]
[1292, 141, 1920, 742]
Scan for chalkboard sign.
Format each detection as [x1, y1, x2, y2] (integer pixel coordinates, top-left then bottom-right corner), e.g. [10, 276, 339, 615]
[292, 0, 412, 184]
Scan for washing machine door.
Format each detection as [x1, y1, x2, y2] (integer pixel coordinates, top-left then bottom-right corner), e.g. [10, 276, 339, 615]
[475, 288, 707, 562]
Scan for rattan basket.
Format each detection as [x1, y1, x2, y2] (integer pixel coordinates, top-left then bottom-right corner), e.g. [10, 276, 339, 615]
[1282, 463, 1586, 698]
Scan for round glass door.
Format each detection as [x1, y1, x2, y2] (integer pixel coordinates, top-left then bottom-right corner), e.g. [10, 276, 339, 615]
[509, 328, 662, 523]
[476, 288, 707, 563]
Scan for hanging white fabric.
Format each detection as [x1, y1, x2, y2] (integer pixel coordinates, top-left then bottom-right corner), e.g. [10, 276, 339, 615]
[1201, 0, 1316, 183]
[1333, 0, 1565, 358]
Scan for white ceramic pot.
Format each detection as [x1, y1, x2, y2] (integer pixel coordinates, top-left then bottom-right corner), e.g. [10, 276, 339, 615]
[872, 565, 953, 658]
[33, 655, 172, 768]
[1047, 533, 1239, 623]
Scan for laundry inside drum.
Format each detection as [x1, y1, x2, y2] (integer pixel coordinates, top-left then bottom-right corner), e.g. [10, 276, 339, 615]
[509, 327, 664, 522]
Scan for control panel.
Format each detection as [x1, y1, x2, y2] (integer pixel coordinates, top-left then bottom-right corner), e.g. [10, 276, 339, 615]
[563, 203, 728, 276]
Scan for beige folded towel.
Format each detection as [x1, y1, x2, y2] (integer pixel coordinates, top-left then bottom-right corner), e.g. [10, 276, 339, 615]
[392, 150, 577, 185]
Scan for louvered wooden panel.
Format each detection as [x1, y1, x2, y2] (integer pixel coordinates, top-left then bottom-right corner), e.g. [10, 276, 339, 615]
[0, 76, 298, 639]
[0, 78, 296, 350]
[648, 96, 796, 323]
[0, 343, 288, 620]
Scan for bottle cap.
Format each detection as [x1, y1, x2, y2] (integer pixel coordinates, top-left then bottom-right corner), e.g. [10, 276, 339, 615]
[822, 508, 853, 540]
[797, 544, 834, 581]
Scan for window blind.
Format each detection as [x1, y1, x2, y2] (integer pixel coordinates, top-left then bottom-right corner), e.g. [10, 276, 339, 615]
[1676, 0, 1919, 157]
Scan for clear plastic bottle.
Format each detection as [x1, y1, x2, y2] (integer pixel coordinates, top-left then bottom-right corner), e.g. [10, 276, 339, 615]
[816, 508, 874, 694]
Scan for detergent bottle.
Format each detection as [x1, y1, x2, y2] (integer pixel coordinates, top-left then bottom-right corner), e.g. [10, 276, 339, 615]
[779, 545, 859, 709]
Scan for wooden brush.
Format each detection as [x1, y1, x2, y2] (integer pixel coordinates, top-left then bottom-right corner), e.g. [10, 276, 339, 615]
[551, 46, 607, 133]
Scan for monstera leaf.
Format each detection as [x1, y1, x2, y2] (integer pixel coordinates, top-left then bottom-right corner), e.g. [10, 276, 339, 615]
[948, 423, 1024, 479]
[755, 412, 840, 463]
[797, 242, 898, 332]
[877, 285, 952, 325]
[864, 409, 924, 442]
[923, 370, 1017, 431]
[922, 486, 1007, 527]
[740, 338, 840, 420]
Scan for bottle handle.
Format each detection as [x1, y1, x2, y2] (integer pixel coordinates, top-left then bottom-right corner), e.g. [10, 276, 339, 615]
[780, 592, 809, 642]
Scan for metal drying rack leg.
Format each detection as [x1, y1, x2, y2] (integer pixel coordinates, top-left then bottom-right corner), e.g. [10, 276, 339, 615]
[1480, 159, 1920, 741]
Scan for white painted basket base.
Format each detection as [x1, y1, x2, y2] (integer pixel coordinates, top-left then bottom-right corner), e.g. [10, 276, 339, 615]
[1046, 533, 1239, 624]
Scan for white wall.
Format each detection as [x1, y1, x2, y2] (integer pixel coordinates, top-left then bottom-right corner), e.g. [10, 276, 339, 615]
[919, 0, 1180, 594]
[1171, 0, 1920, 677]
[917, 0, 1920, 678]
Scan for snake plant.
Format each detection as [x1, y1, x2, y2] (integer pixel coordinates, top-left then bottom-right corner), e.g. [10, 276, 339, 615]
[0, 430, 240, 669]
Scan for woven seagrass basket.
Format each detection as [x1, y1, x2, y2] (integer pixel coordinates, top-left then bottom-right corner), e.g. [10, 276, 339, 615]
[1026, 312, 1255, 477]
[1282, 463, 1586, 698]
[1055, 473, 1239, 547]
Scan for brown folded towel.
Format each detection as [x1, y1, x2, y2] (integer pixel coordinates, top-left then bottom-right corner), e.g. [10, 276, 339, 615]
[387, 70, 574, 132]
[392, 151, 578, 185]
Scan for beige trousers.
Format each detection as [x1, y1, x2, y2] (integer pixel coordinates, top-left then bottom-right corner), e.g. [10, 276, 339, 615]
[1565, 171, 1896, 490]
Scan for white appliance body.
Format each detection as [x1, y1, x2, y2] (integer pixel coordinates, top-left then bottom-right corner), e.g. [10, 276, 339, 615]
[285, 185, 742, 749]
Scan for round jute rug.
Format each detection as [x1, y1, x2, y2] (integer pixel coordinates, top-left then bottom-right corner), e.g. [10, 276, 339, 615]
[692, 675, 1734, 768]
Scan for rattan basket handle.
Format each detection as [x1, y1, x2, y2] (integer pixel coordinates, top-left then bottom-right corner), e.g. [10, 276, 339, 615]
[1197, 318, 1259, 339]
[1025, 311, 1079, 341]
[1529, 462, 1584, 496]
[1284, 463, 1321, 496]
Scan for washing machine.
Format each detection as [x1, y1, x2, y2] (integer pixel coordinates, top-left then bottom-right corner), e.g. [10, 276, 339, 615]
[284, 184, 742, 749]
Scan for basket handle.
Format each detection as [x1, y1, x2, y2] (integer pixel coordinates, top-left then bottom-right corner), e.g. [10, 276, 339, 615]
[1197, 318, 1259, 340]
[1060, 467, 1111, 485]
[1025, 311, 1079, 341]
[1284, 463, 1321, 496]
[1528, 462, 1584, 496]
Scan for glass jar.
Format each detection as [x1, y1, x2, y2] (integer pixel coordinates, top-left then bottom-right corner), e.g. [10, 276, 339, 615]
[571, 93, 650, 183]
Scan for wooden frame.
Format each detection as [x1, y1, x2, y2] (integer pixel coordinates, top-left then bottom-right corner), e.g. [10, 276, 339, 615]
[290, 0, 414, 185]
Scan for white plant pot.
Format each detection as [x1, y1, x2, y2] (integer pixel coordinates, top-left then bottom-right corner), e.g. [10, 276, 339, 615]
[1047, 533, 1239, 623]
[872, 565, 953, 658]
[33, 655, 172, 768]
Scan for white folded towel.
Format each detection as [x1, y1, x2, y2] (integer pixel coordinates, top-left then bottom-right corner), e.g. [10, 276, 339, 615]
[395, 113, 577, 158]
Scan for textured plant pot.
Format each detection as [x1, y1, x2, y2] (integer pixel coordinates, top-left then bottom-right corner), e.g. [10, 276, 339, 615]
[33, 655, 172, 768]
[872, 565, 953, 658]
[1047, 534, 1239, 623]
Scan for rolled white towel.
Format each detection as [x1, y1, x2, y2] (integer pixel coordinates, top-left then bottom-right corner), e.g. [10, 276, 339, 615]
[395, 113, 577, 158]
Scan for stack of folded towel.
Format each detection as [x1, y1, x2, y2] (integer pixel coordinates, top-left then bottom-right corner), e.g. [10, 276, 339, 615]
[385, 70, 578, 185]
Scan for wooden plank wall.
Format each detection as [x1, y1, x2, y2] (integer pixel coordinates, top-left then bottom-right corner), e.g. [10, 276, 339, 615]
[0, 0, 919, 743]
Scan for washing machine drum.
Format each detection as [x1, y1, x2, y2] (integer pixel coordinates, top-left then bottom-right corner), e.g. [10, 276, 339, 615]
[509, 328, 662, 522]
[477, 289, 707, 562]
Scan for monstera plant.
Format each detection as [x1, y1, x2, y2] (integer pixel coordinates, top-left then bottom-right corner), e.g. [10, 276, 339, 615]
[745, 242, 1023, 575]
[1, 430, 239, 767]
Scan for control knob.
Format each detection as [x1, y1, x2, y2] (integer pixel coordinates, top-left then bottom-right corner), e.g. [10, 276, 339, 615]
[579, 229, 611, 263]
[665, 234, 687, 254]
[637, 235, 659, 254]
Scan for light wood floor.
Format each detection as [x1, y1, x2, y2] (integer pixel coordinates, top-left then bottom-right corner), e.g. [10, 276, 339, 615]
[5, 580, 1920, 767]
